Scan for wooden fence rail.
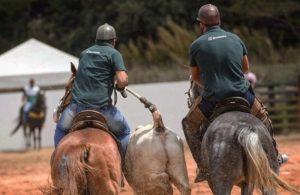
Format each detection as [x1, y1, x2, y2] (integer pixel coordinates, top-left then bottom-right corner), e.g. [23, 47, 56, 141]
[255, 77, 300, 134]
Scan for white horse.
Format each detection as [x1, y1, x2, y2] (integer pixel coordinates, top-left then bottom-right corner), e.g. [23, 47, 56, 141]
[124, 111, 191, 195]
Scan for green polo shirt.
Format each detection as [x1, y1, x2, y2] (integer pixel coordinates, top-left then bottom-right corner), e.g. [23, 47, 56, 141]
[72, 42, 126, 108]
[189, 26, 250, 101]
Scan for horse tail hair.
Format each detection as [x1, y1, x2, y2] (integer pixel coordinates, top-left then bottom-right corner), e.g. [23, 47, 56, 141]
[10, 106, 24, 136]
[50, 144, 95, 195]
[238, 126, 300, 194]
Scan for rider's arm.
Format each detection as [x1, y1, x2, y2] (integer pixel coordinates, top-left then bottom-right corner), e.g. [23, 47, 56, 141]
[191, 66, 204, 88]
[242, 55, 250, 73]
[115, 70, 128, 89]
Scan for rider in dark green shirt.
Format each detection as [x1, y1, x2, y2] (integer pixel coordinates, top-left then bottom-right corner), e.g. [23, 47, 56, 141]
[54, 24, 131, 161]
[72, 42, 126, 108]
[190, 26, 250, 101]
[182, 4, 287, 183]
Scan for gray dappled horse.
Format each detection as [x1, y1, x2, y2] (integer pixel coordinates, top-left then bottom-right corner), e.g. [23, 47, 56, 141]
[11, 91, 46, 149]
[185, 82, 299, 195]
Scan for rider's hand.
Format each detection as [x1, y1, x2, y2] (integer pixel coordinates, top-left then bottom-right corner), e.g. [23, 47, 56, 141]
[114, 83, 127, 98]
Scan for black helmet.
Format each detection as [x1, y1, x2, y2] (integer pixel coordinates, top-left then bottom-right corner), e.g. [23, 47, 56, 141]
[197, 4, 220, 26]
[96, 23, 117, 41]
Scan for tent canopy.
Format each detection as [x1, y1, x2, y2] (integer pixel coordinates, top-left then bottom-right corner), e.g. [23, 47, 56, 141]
[0, 38, 78, 91]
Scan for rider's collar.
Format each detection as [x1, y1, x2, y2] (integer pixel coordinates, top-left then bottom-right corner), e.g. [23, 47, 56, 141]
[95, 41, 113, 47]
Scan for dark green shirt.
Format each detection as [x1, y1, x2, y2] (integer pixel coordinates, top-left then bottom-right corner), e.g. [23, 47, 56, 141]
[189, 26, 250, 101]
[72, 42, 126, 108]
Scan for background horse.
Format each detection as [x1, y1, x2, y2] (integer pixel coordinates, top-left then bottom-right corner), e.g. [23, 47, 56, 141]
[49, 111, 122, 195]
[199, 111, 299, 195]
[10, 91, 46, 149]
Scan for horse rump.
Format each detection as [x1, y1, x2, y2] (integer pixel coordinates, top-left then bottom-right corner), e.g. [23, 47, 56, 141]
[238, 126, 300, 194]
[49, 143, 94, 195]
[47, 129, 122, 195]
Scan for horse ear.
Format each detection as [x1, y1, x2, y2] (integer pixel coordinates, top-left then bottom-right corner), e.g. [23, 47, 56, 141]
[70, 62, 77, 75]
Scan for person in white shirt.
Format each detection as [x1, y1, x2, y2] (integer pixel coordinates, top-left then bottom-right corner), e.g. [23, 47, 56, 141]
[22, 78, 40, 122]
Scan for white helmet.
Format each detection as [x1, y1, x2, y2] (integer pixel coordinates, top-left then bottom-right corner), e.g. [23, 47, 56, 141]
[96, 23, 116, 41]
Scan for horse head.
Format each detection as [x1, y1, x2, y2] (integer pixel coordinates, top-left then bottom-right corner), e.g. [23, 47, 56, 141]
[53, 62, 77, 123]
[65, 62, 77, 95]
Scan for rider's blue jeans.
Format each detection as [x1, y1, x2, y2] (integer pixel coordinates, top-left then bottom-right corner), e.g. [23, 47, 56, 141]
[54, 102, 131, 157]
[199, 87, 255, 118]
[23, 102, 33, 122]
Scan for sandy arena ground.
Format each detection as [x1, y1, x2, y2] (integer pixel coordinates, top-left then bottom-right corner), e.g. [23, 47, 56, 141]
[0, 134, 299, 195]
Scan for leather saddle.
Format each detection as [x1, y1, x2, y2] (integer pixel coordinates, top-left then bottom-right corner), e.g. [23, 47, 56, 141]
[200, 97, 251, 133]
[70, 110, 121, 149]
[70, 110, 109, 132]
[209, 96, 251, 122]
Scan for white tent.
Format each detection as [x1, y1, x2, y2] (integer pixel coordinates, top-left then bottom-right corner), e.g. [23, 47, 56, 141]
[0, 38, 78, 90]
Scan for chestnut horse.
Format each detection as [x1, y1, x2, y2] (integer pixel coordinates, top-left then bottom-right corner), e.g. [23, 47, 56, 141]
[49, 63, 121, 194]
[50, 110, 122, 195]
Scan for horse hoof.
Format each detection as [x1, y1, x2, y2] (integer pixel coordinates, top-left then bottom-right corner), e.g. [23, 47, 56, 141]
[278, 153, 289, 165]
[194, 168, 208, 183]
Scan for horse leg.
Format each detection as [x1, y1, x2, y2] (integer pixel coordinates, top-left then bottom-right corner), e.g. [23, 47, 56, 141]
[240, 182, 254, 195]
[208, 180, 233, 195]
[38, 127, 42, 149]
[262, 189, 277, 195]
[23, 125, 30, 148]
[33, 128, 37, 149]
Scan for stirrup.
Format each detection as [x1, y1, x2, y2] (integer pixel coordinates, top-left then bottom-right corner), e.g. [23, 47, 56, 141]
[194, 167, 209, 183]
[278, 153, 288, 165]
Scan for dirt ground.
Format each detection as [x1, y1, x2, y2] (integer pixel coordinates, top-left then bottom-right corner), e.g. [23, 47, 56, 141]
[0, 134, 300, 195]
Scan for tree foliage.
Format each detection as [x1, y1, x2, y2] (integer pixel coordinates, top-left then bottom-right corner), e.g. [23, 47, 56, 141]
[0, 0, 299, 83]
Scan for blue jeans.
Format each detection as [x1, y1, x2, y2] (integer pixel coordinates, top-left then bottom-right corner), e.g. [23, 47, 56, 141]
[199, 87, 255, 118]
[23, 102, 33, 122]
[54, 102, 131, 157]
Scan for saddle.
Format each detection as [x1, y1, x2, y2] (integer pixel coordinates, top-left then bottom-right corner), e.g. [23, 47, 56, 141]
[70, 110, 109, 132]
[70, 110, 122, 150]
[209, 96, 250, 122]
[200, 97, 251, 142]
[29, 111, 45, 119]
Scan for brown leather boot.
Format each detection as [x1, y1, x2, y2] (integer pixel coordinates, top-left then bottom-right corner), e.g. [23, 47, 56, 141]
[182, 96, 208, 182]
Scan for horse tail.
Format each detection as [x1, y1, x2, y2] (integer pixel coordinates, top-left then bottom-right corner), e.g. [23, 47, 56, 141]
[238, 126, 300, 194]
[50, 144, 95, 195]
[10, 106, 24, 136]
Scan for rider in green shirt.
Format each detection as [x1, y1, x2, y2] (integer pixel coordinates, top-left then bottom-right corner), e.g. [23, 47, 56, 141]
[54, 23, 131, 162]
[182, 4, 287, 182]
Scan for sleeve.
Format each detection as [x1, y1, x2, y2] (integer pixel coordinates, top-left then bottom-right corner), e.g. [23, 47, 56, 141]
[241, 41, 248, 56]
[112, 51, 127, 71]
[189, 43, 197, 67]
[238, 36, 248, 56]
